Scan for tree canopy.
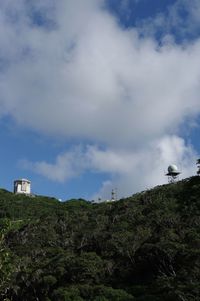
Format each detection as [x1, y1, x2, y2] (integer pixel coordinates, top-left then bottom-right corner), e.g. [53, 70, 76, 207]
[0, 176, 200, 300]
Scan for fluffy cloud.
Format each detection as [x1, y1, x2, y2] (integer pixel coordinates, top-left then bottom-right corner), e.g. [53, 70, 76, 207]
[20, 146, 88, 182]
[22, 135, 197, 199]
[0, 0, 199, 198]
[90, 135, 197, 199]
[0, 0, 200, 145]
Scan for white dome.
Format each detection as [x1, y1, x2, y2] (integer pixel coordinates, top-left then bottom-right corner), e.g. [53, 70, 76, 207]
[168, 164, 178, 173]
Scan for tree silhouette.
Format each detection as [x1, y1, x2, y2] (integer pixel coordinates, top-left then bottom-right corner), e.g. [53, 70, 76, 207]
[197, 159, 200, 175]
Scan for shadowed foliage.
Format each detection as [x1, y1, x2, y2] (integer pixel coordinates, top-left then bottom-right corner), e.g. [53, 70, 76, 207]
[0, 177, 200, 300]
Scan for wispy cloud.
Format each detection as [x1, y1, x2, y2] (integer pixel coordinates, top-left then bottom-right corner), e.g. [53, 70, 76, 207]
[137, 0, 200, 42]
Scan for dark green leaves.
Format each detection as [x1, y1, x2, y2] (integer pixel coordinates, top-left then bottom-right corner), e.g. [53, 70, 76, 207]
[0, 176, 200, 300]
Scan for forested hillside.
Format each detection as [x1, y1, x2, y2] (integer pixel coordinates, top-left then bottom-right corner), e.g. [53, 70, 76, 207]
[0, 177, 200, 301]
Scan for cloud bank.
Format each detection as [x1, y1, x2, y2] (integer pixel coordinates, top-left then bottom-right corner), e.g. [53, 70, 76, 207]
[22, 135, 197, 199]
[0, 0, 199, 198]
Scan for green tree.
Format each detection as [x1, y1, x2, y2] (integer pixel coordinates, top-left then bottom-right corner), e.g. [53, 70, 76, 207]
[197, 159, 200, 175]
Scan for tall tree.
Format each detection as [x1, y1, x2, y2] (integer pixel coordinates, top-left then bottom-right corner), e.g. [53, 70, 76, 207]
[197, 159, 200, 175]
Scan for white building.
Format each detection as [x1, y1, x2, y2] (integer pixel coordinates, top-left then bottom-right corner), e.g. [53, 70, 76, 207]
[14, 179, 31, 195]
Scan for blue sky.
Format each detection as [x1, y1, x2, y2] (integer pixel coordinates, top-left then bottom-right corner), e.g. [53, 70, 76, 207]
[0, 0, 199, 201]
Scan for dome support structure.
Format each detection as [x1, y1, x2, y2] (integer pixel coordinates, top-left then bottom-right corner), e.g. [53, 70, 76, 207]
[165, 164, 181, 183]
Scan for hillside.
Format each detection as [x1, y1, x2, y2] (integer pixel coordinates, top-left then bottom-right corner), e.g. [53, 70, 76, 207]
[0, 177, 200, 301]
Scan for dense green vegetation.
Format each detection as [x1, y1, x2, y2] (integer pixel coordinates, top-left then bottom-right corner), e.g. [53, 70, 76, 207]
[0, 176, 200, 301]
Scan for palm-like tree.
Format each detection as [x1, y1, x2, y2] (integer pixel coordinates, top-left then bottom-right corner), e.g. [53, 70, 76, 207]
[197, 159, 200, 175]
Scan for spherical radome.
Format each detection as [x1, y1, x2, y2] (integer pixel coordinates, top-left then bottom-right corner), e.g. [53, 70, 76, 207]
[168, 164, 178, 173]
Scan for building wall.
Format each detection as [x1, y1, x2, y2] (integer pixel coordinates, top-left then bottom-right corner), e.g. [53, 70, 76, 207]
[14, 181, 31, 194]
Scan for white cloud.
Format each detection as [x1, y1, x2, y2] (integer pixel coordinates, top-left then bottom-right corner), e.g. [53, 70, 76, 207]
[0, 0, 199, 198]
[20, 146, 88, 182]
[0, 0, 200, 146]
[137, 0, 200, 41]
[22, 135, 197, 199]
[91, 135, 197, 199]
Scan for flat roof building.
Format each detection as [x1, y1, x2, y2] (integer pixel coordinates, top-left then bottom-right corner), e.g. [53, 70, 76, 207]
[14, 179, 31, 195]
